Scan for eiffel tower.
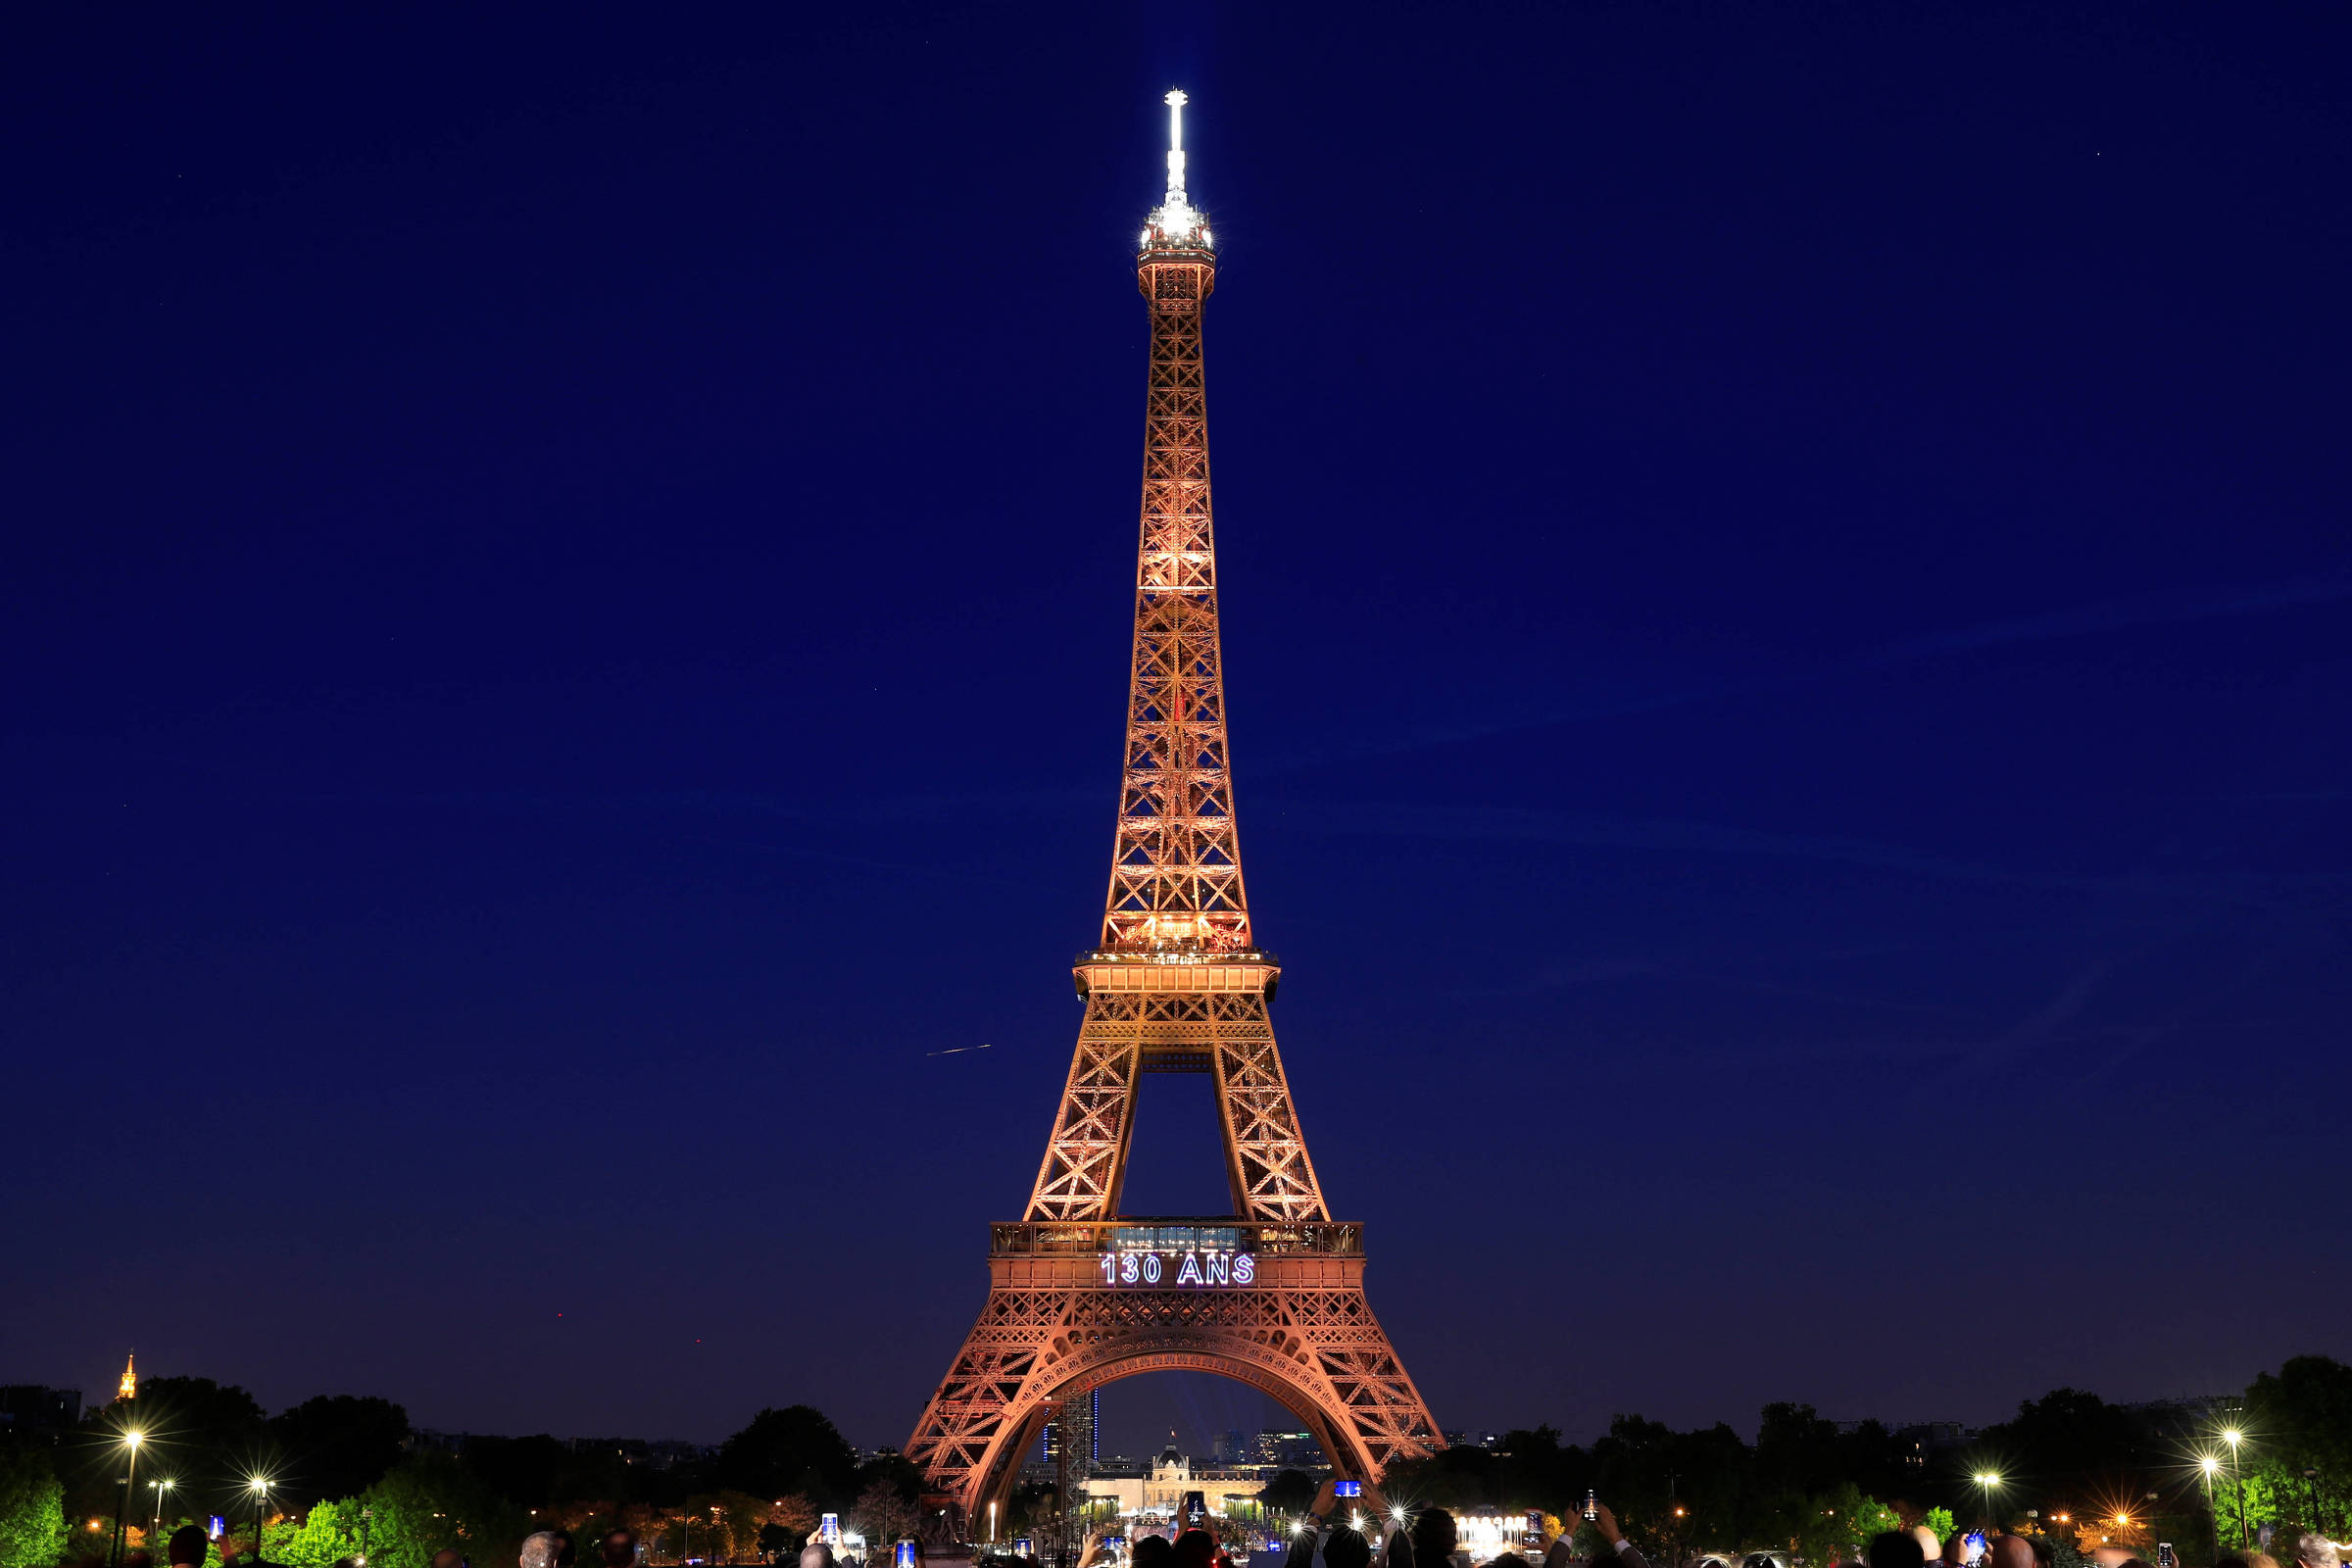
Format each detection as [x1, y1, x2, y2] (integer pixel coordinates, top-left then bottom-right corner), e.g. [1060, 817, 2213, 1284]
[903, 91, 1440, 1538]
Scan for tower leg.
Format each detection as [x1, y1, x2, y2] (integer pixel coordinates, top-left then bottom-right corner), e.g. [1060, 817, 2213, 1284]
[906, 1276, 1440, 1531]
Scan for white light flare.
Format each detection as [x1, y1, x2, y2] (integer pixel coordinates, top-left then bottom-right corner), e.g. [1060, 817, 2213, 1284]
[1164, 88, 1188, 201]
[1142, 87, 1212, 251]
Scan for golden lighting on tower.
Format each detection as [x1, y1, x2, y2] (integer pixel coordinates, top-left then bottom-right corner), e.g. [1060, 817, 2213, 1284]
[899, 88, 1438, 1537]
[118, 1352, 137, 1401]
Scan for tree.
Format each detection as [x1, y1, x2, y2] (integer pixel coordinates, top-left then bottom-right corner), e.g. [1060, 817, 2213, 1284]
[1755, 1405, 1841, 1500]
[854, 1454, 925, 1507]
[1975, 1390, 2143, 1516]
[74, 1377, 269, 1526]
[1258, 1471, 1318, 1519]
[849, 1481, 918, 1548]
[713, 1409, 858, 1509]
[458, 1435, 584, 1514]
[759, 1497, 819, 1562]
[1796, 1483, 1901, 1567]
[0, 1441, 69, 1568]
[271, 1396, 413, 1507]
[2238, 1355, 2352, 1540]
[359, 1455, 531, 1568]
[271, 1498, 364, 1568]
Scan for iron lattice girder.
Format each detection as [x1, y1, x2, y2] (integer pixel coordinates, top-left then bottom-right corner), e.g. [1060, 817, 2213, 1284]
[1024, 989, 1325, 1224]
[1102, 258, 1249, 952]
[907, 228, 1439, 1533]
[902, 1276, 1440, 1528]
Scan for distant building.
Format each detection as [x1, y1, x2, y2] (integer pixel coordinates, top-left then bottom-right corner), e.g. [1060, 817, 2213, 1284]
[117, 1353, 137, 1402]
[1084, 1443, 1263, 1524]
[645, 1440, 715, 1468]
[1891, 1423, 1977, 1467]
[0, 1386, 83, 1444]
[1253, 1431, 1321, 1469]
[1213, 1430, 1252, 1467]
[571, 1438, 654, 1465]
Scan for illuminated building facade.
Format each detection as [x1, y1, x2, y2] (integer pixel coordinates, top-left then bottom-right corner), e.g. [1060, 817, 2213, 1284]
[1082, 1443, 1263, 1524]
[903, 89, 1438, 1538]
[117, 1353, 136, 1402]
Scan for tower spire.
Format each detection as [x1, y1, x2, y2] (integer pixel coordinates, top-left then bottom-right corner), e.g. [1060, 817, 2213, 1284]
[1143, 87, 1209, 250]
[1163, 88, 1188, 203]
[1113, 87, 1236, 951]
[118, 1350, 136, 1401]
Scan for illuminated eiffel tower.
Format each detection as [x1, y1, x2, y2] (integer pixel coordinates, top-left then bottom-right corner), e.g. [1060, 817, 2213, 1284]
[904, 90, 1439, 1540]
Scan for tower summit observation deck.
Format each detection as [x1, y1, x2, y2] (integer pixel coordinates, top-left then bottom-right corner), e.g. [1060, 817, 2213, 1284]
[904, 91, 1439, 1539]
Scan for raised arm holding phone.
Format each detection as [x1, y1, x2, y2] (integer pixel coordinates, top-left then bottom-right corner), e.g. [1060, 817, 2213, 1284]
[1541, 1503, 1647, 1568]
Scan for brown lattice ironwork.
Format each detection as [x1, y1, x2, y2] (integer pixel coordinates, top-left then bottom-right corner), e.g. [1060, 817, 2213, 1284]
[905, 94, 1439, 1539]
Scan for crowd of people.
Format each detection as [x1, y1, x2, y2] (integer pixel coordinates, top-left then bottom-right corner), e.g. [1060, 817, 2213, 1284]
[1862, 1521, 2344, 1568]
[1075, 1483, 2346, 1568]
[132, 1495, 2345, 1568]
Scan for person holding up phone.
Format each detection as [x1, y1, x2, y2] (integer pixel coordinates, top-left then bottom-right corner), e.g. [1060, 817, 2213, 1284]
[1287, 1477, 1397, 1568]
[1541, 1501, 1647, 1568]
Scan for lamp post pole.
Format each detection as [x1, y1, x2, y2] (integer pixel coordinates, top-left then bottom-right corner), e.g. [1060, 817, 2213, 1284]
[252, 1481, 270, 1566]
[1974, 1474, 2001, 1534]
[2225, 1434, 2248, 1552]
[112, 1435, 142, 1568]
[2302, 1471, 2323, 1538]
[2201, 1460, 2221, 1553]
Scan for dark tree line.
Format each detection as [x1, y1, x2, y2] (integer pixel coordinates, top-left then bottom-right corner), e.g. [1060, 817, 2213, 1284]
[1382, 1366, 2352, 1561]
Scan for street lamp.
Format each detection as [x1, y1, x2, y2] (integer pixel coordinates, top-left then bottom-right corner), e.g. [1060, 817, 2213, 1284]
[151, 1480, 176, 1543]
[2223, 1430, 2248, 1551]
[250, 1479, 273, 1565]
[1974, 1474, 2001, 1531]
[112, 1432, 144, 1568]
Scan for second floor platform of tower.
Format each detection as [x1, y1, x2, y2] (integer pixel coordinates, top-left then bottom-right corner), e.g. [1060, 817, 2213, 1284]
[1073, 946, 1280, 1000]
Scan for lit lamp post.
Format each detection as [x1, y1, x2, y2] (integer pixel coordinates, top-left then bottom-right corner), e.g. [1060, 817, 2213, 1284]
[250, 1479, 272, 1566]
[1975, 1474, 2001, 1532]
[2223, 1430, 2248, 1551]
[112, 1433, 144, 1568]
[151, 1480, 176, 1543]
[2201, 1457, 2223, 1547]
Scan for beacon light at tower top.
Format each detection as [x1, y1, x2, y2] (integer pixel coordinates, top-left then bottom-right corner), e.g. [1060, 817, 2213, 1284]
[1142, 87, 1212, 251]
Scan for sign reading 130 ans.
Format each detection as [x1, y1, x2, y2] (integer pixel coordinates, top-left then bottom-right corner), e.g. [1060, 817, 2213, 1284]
[1098, 1250, 1256, 1287]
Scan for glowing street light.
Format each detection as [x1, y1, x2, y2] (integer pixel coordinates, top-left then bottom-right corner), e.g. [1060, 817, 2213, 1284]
[111, 1432, 146, 1568]
[1974, 1474, 2001, 1530]
[2221, 1429, 2249, 1550]
[247, 1478, 275, 1567]
[150, 1480, 176, 1542]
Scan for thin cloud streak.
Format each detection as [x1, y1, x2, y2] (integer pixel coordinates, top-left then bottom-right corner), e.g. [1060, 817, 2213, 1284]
[1282, 798, 2352, 909]
[1252, 577, 2352, 775]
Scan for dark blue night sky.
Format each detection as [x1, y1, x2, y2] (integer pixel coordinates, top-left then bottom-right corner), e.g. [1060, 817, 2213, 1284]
[4, 4, 2346, 1460]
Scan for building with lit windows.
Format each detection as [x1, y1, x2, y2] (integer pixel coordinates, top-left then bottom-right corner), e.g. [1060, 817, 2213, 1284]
[1082, 1444, 1263, 1523]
